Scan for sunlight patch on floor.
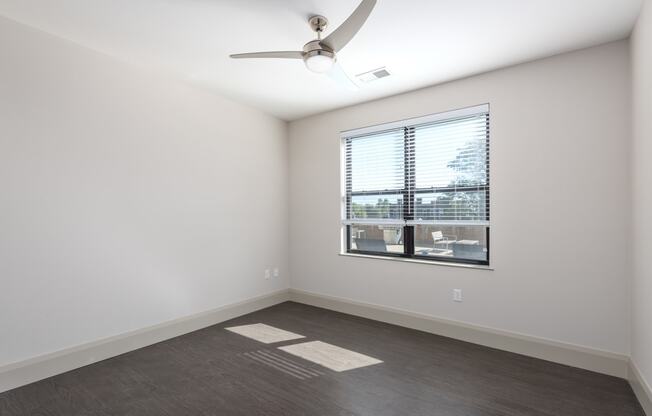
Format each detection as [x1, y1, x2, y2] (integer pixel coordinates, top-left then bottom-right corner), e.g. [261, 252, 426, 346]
[226, 323, 305, 344]
[279, 341, 382, 372]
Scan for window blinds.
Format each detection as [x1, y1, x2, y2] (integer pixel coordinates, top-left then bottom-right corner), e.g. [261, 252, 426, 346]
[344, 127, 406, 225]
[342, 104, 489, 226]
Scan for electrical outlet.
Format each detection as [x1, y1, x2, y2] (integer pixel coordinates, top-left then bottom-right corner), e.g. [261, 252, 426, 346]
[453, 289, 463, 302]
[273, 267, 279, 278]
[264, 269, 271, 280]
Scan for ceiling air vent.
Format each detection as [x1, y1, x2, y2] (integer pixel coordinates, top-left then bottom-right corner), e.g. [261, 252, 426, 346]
[356, 67, 391, 83]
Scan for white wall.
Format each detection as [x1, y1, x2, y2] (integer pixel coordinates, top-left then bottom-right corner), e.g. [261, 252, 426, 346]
[631, 0, 652, 391]
[289, 41, 631, 355]
[0, 16, 289, 367]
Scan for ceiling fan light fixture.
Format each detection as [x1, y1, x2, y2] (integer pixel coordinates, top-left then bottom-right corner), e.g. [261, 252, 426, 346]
[303, 50, 335, 73]
[229, 0, 376, 83]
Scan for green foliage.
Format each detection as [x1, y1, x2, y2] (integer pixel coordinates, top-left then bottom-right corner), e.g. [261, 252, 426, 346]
[447, 139, 488, 186]
[351, 198, 395, 219]
[417, 139, 488, 221]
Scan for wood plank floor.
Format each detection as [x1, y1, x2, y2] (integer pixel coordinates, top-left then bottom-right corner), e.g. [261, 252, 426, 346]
[0, 301, 645, 415]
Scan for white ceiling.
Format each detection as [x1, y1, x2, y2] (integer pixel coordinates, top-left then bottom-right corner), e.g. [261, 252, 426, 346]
[0, 0, 643, 120]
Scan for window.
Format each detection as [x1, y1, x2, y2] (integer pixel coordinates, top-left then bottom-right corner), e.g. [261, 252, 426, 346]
[341, 105, 490, 265]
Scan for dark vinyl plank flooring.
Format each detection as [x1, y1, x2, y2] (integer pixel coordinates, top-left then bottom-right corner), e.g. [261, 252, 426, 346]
[0, 301, 645, 415]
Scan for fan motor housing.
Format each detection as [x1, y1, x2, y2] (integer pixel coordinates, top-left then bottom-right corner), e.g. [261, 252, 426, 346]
[303, 40, 336, 62]
[303, 40, 333, 53]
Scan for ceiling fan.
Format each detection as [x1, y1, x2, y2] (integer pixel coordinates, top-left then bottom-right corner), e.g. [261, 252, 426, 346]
[229, 0, 376, 86]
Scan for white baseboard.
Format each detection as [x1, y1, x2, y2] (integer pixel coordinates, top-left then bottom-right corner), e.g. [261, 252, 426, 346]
[289, 289, 629, 378]
[629, 360, 652, 415]
[0, 289, 290, 393]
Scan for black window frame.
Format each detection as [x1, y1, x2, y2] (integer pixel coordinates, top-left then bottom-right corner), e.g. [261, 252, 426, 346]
[344, 111, 490, 266]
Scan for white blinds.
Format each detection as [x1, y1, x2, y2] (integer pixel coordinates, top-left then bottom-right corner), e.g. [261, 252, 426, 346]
[344, 127, 406, 224]
[342, 104, 489, 226]
[410, 112, 489, 225]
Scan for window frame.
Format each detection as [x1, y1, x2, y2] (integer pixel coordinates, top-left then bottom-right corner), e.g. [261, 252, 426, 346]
[341, 105, 490, 266]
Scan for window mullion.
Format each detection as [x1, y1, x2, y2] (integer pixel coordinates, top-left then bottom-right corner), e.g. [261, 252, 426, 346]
[404, 127, 415, 256]
[345, 137, 352, 220]
[485, 113, 491, 224]
[345, 138, 353, 249]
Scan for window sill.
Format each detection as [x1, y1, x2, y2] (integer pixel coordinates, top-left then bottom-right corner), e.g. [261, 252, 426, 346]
[339, 252, 494, 270]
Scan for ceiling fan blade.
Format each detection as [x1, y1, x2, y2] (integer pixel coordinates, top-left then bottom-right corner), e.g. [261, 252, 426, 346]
[327, 62, 359, 91]
[320, 0, 376, 52]
[230, 51, 304, 59]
